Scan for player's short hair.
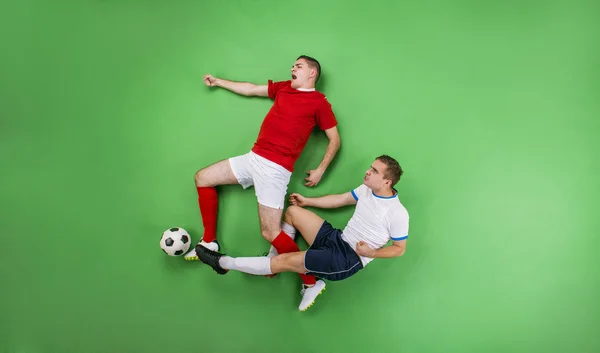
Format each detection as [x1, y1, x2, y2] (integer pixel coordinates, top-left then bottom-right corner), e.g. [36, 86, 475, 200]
[376, 155, 403, 187]
[297, 55, 321, 82]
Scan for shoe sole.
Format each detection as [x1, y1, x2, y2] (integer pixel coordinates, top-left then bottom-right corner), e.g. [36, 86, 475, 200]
[184, 240, 220, 261]
[185, 255, 227, 274]
[299, 286, 326, 312]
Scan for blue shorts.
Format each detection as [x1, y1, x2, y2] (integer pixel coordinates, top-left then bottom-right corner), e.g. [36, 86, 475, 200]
[304, 221, 363, 281]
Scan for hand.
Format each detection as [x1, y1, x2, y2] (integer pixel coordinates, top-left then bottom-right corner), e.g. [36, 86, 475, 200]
[304, 168, 324, 187]
[203, 74, 218, 87]
[356, 241, 373, 257]
[289, 193, 308, 207]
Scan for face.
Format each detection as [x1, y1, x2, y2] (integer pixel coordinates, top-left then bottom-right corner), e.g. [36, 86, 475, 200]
[290, 58, 316, 88]
[364, 159, 391, 190]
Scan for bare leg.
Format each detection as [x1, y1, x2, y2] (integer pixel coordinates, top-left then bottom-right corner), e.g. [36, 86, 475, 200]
[257, 203, 284, 242]
[194, 246, 325, 311]
[185, 159, 240, 259]
[215, 251, 306, 276]
[259, 203, 317, 285]
[270, 252, 307, 274]
[284, 205, 325, 246]
[194, 159, 239, 187]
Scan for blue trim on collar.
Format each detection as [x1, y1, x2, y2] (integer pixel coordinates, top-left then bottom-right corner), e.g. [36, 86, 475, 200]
[372, 188, 398, 199]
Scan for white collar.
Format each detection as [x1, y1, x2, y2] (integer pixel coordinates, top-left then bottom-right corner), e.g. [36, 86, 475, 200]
[296, 88, 316, 92]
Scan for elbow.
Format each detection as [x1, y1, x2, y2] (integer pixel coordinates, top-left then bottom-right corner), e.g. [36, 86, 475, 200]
[394, 245, 406, 257]
[242, 83, 256, 96]
[329, 136, 341, 151]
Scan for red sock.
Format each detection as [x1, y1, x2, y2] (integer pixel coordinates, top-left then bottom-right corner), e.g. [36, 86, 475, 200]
[271, 231, 316, 286]
[197, 186, 218, 243]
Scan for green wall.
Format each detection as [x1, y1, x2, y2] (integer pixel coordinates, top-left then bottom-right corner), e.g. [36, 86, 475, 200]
[1, 0, 599, 352]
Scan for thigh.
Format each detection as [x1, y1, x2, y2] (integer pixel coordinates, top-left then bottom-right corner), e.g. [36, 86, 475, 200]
[196, 158, 240, 187]
[258, 203, 284, 240]
[250, 153, 291, 210]
[227, 153, 254, 189]
[270, 251, 307, 274]
[285, 206, 325, 247]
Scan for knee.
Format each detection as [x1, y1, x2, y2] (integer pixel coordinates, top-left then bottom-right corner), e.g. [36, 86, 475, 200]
[194, 169, 208, 187]
[261, 229, 280, 242]
[284, 205, 300, 223]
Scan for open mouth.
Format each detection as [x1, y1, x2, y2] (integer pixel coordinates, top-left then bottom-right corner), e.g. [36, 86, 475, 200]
[292, 74, 297, 80]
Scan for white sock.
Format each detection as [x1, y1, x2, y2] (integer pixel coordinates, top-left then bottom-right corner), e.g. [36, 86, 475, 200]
[218, 256, 273, 275]
[267, 222, 297, 258]
[282, 221, 297, 239]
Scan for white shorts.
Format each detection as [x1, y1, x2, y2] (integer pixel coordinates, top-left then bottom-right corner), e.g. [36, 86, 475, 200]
[228, 151, 292, 209]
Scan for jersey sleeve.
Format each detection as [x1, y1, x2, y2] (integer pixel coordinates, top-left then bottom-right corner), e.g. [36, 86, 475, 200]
[268, 80, 290, 100]
[389, 208, 409, 241]
[350, 184, 368, 201]
[315, 97, 338, 130]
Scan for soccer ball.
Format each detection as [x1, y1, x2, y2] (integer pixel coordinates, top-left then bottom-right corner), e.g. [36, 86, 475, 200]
[160, 227, 191, 256]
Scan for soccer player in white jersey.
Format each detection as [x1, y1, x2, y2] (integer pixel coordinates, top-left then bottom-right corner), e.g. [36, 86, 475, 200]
[193, 155, 409, 311]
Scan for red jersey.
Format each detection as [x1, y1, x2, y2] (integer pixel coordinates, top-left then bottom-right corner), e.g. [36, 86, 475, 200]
[251, 80, 338, 172]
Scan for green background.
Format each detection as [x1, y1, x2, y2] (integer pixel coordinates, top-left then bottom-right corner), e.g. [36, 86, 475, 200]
[1, 0, 599, 352]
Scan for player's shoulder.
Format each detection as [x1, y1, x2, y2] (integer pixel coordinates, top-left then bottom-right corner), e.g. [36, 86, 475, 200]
[390, 197, 409, 219]
[314, 90, 329, 101]
[351, 184, 368, 201]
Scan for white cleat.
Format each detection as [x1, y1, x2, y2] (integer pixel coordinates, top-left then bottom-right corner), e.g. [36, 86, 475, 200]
[184, 240, 220, 261]
[299, 280, 326, 311]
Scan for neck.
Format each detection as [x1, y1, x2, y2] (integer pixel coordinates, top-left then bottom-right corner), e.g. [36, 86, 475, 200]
[294, 81, 315, 90]
[373, 186, 395, 197]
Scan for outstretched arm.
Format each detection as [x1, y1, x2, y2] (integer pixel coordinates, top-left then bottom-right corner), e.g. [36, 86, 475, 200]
[203, 74, 268, 97]
[305, 126, 341, 187]
[290, 191, 356, 209]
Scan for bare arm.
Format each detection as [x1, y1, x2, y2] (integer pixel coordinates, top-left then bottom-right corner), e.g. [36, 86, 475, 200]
[356, 239, 406, 258]
[305, 126, 341, 187]
[317, 126, 341, 173]
[204, 74, 268, 97]
[306, 191, 356, 208]
[291, 191, 356, 209]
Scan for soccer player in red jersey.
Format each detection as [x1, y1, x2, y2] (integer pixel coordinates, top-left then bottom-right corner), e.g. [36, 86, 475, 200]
[185, 56, 341, 292]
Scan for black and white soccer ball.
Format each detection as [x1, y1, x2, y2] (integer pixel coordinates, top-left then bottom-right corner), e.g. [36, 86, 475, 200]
[160, 227, 191, 256]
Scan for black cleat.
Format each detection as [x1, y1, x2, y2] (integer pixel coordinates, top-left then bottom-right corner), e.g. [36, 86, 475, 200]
[195, 244, 228, 275]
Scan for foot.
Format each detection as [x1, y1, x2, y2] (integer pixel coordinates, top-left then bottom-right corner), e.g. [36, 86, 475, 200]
[299, 280, 326, 311]
[184, 240, 220, 261]
[194, 243, 228, 275]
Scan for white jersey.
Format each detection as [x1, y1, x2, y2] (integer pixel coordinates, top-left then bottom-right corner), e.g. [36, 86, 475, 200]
[341, 184, 409, 267]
